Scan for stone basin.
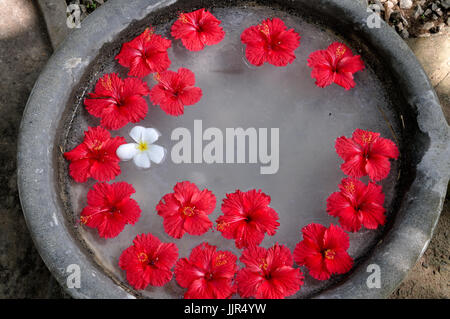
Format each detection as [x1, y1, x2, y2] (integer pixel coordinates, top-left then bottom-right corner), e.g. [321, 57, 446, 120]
[17, 0, 450, 298]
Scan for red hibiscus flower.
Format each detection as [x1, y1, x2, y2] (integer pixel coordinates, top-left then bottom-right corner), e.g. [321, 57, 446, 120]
[149, 68, 202, 116]
[115, 28, 172, 78]
[327, 178, 386, 232]
[216, 189, 280, 249]
[171, 9, 225, 51]
[156, 181, 216, 239]
[236, 243, 303, 299]
[293, 223, 353, 281]
[335, 129, 399, 181]
[240, 18, 300, 67]
[174, 242, 237, 299]
[307, 42, 365, 90]
[84, 73, 150, 130]
[80, 182, 141, 238]
[119, 233, 178, 290]
[64, 126, 125, 183]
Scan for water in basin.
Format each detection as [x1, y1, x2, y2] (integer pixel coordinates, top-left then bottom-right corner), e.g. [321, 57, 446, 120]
[64, 6, 401, 298]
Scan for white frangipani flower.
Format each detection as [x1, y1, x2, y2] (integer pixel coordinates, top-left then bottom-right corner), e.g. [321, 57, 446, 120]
[116, 126, 166, 169]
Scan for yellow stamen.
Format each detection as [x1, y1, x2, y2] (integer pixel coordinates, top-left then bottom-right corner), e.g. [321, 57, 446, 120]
[143, 28, 154, 42]
[258, 23, 270, 36]
[214, 253, 228, 267]
[216, 221, 229, 231]
[361, 132, 374, 145]
[100, 75, 113, 91]
[80, 216, 90, 224]
[182, 206, 195, 217]
[179, 13, 189, 24]
[344, 181, 355, 194]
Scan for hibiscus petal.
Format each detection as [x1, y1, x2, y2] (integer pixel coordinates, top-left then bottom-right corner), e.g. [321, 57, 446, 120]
[335, 136, 362, 161]
[212, 250, 238, 279]
[68, 159, 91, 183]
[90, 159, 121, 182]
[96, 212, 126, 238]
[244, 44, 267, 66]
[323, 224, 350, 251]
[306, 255, 331, 280]
[119, 233, 178, 289]
[192, 189, 216, 215]
[116, 198, 141, 225]
[154, 242, 179, 270]
[300, 223, 327, 249]
[162, 213, 185, 239]
[268, 266, 303, 298]
[236, 268, 264, 298]
[360, 202, 386, 229]
[174, 258, 202, 288]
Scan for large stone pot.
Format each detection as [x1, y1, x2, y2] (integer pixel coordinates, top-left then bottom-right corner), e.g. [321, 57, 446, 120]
[17, 0, 449, 298]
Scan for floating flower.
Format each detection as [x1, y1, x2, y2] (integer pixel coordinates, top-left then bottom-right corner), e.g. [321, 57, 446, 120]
[116, 126, 166, 169]
[307, 42, 365, 90]
[335, 129, 399, 181]
[174, 242, 237, 299]
[119, 233, 178, 290]
[115, 28, 172, 78]
[216, 189, 279, 249]
[171, 8, 225, 51]
[149, 68, 202, 116]
[84, 73, 150, 130]
[327, 178, 386, 232]
[64, 126, 125, 183]
[80, 182, 141, 238]
[156, 181, 216, 239]
[240, 18, 300, 67]
[293, 223, 353, 281]
[236, 243, 303, 299]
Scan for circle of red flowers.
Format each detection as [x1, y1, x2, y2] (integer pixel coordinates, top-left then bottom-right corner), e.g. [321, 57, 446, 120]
[62, 8, 399, 298]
